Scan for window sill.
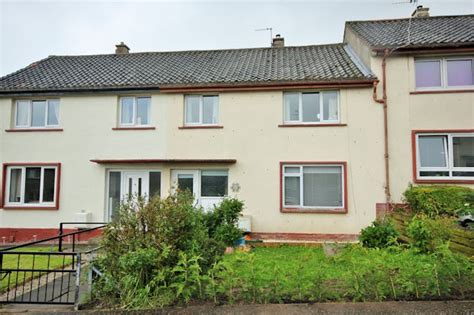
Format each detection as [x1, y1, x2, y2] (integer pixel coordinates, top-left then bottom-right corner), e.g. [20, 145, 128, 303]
[278, 123, 347, 128]
[178, 125, 224, 129]
[112, 127, 156, 131]
[281, 207, 347, 214]
[5, 128, 64, 132]
[2, 206, 59, 210]
[410, 89, 474, 95]
[414, 179, 474, 184]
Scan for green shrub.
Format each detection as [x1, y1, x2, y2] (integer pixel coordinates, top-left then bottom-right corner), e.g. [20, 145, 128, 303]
[403, 185, 474, 217]
[407, 214, 455, 253]
[359, 219, 399, 249]
[95, 192, 244, 308]
[204, 198, 244, 246]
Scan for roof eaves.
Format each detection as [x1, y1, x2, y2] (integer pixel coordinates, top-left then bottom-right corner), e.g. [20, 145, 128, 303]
[371, 43, 474, 54]
[0, 79, 377, 97]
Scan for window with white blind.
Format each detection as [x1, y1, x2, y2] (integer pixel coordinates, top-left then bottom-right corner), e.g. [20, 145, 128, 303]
[282, 163, 345, 210]
[14, 99, 59, 128]
[184, 95, 219, 125]
[415, 132, 474, 180]
[283, 91, 339, 124]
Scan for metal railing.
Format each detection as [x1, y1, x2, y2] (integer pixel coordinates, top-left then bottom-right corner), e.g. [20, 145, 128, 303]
[0, 222, 106, 309]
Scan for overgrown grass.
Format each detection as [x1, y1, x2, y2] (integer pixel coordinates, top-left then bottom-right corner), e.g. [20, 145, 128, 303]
[220, 244, 474, 303]
[1, 246, 72, 292]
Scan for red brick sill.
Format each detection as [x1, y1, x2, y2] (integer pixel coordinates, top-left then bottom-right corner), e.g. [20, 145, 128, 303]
[410, 89, 474, 95]
[281, 208, 347, 214]
[278, 123, 347, 128]
[2, 206, 59, 210]
[178, 125, 224, 129]
[5, 128, 63, 132]
[112, 127, 156, 131]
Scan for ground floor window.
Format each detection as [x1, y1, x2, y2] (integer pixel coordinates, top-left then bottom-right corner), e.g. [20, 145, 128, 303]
[107, 170, 161, 218]
[415, 131, 474, 181]
[172, 169, 228, 210]
[281, 162, 346, 211]
[3, 164, 60, 209]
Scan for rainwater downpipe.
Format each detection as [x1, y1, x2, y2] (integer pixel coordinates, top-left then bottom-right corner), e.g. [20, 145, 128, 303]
[372, 48, 392, 207]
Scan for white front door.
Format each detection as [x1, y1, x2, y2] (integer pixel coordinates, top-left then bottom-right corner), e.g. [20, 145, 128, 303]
[122, 171, 149, 201]
[171, 170, 199, 200]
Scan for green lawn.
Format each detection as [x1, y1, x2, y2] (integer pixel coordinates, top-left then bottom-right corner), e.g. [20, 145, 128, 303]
[1, 247, 73, 292]
[220, 245, 474, 302]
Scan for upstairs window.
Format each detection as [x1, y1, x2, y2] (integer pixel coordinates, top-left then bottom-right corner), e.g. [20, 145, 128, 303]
[120, 97, 151, 126]
[184, 95, 219, 125]
[15, 99, 59, 128]
[283, 91, 339, 124]
[415, 57, 474, 89]
[415, 132, 474, 181]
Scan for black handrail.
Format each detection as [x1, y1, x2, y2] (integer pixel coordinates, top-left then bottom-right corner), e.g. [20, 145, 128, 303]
[0, 225, 105, 253]
[58, 222, 107, 252]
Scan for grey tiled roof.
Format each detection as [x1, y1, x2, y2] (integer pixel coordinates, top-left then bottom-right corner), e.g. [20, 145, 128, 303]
[0, 44, 375, 94]
[346, 14, 474, 49]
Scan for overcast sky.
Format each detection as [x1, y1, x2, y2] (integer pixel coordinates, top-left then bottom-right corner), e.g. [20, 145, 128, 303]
[0, 0, 472, 76]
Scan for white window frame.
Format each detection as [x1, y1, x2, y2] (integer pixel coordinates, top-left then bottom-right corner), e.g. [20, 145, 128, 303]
[5, 165, 58, 207]
[184, 95, 219, 126]
[415, 56, 474, 91]
[14, 99, 60, 129]
[415, 132, 474, 180]
[105, 169, 162, 219]
[282, 164, 345, 210]
[283, 91, 340, 125]
[199, 170, 229, 199]
[119, 96, 151, 127]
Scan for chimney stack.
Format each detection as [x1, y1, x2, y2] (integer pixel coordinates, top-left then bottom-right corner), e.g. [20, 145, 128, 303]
[272, 34, 284, 48]
[411, 5, 430, 18]
[115, 42, 130, 54]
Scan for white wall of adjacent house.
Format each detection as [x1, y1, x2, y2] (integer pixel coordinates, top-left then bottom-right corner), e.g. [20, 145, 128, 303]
[344, 27, 474, 202]
[0, 87, 386, 235]
[369, 55, 474, 200]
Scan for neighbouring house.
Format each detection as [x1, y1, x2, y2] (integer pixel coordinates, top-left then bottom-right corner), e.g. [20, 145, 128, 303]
[0, 6, 472, 243]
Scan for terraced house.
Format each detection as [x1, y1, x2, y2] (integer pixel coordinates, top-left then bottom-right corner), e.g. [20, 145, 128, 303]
[0, 7, 473, 243]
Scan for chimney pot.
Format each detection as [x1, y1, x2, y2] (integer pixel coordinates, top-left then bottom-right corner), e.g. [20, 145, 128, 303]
[115, 42, 130, 54]
[272, 34, 284, 48]
[411, 5, 430, 18]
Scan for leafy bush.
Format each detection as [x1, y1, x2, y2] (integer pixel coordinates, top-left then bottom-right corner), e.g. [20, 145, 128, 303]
[203, 198, 244, 246]
[95, 192, 243, 308]
[359, 219, 399, 249]
[407, 214, 455, 253]
[403, 185, 474, 217]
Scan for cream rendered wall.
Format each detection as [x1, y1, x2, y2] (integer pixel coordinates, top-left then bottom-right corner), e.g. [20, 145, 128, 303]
[0, 94, 168, 228]
[166, 89, 385, 234]
[369, 55, 474, 201]
[0, 88, 385, 235]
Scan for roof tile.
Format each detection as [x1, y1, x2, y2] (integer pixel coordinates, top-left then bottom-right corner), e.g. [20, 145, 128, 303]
[0, 44, 374, 93]
[346, 14, 474, 49]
